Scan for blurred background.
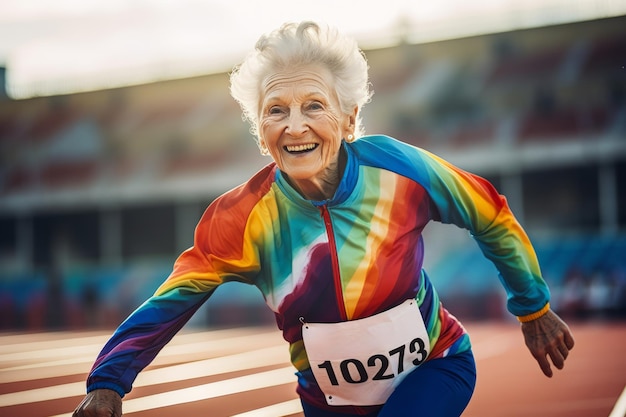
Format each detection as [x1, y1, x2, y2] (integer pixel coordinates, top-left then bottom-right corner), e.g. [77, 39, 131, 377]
[0, 0, 625, 332]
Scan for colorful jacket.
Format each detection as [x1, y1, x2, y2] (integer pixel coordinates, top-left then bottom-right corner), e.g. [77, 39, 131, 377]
[86, 135, 550, 411]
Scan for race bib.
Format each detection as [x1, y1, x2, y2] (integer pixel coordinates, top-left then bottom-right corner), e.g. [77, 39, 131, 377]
[301, 299, 430, 406]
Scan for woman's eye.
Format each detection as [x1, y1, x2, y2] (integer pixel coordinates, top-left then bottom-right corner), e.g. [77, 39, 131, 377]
[268, 106, 284, 115]
[307, 102, 323, 111]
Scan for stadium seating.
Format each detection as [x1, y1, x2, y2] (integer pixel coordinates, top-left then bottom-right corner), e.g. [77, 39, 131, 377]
[517, 105, 613, 142]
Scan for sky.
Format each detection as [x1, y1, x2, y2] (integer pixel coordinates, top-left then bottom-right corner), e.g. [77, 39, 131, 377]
[1, 0, 625, 99]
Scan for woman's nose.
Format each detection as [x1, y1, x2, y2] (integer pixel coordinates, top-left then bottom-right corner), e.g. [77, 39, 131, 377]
[286, 109, 308, 136]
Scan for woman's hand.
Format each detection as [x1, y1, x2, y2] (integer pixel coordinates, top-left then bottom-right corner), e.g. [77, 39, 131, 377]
[72, 389, 122, 417]
[521, 309, 575, 377]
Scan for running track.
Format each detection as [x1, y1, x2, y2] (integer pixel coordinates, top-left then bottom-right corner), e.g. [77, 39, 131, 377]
[1, 321, 625, 417]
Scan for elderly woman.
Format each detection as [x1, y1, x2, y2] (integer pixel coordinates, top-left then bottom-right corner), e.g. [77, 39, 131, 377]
[73, 21, 574, 417]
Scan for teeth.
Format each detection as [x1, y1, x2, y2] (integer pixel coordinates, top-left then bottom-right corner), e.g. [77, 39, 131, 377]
[286, 143, 317, 152]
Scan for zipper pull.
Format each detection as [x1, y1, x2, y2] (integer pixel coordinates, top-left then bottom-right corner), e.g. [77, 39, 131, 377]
[319, 204, 332, 227]
[318, 204, 326, 218]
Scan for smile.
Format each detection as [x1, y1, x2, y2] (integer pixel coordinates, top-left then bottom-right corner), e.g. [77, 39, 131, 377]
[285, 143, 318, 153]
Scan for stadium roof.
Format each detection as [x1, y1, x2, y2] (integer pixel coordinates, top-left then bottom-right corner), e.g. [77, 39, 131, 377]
[2, 0, 625, 99]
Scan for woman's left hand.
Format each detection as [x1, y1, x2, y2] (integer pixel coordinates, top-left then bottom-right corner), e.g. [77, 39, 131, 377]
[521, 309, 575, 377]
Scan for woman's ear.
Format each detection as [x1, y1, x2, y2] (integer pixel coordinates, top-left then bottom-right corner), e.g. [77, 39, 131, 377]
[258, 138, 270, 156]
[343, 106, 358, 138]
[349, 106, 358, 128]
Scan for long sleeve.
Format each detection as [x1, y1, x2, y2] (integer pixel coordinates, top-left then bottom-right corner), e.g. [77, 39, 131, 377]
[86, 282, 213, 396]
[352, 135, 549, 318]
[85, 165, 276, 396]
[417, 148, 550, 317]
[86, 224, 228, 396]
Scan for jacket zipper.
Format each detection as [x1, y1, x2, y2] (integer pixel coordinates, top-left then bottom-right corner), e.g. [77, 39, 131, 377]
[319, 204, 348, 321]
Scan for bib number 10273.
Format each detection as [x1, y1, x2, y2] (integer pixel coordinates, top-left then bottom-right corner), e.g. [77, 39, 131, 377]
[317, 336, 428, 386]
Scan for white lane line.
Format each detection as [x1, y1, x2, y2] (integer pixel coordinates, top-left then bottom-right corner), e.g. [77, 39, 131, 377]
[48, 366, 296, 417]
[0, 345, 290, 407]
[0, 381, 86, 409]
[0, 327, 277, 364]
[0, 331, 108, 352]
[125, 367, 295, 415]
[0, 334, 107, 355]
[135, 345, 288, 386]
[0, 330, 283, 382]
[231, 399, 303, 417]
[470, 334, 517, 360]
[0, 358, 108, 382]
[0, 327, 264, 353]
[609, 385, 626, 417]
[0, 342, 106, 364]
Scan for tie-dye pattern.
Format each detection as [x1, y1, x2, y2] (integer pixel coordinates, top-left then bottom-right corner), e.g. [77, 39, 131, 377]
[86, 135, 549, 410]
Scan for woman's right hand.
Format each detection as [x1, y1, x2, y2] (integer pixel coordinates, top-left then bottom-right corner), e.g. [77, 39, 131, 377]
[72, 389, 122, 417]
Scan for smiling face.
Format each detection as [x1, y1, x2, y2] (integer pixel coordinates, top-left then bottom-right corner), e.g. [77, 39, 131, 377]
[258, 65, 356, 200]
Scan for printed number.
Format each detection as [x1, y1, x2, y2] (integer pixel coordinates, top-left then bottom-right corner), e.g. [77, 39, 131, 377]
[318, 360, 339, 386]
[389, 345, 406, 374]
[409, 337, 428, 365]
[317, 337, 426, 386]
[340, 359, 368, 384]
[368, 354, 393, 380]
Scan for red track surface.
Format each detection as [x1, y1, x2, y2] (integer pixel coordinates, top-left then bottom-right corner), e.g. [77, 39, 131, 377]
[1, 321, 624, 417]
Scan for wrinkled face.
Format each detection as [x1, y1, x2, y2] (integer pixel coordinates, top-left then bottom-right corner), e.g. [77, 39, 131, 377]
[258, 65, 355, 185]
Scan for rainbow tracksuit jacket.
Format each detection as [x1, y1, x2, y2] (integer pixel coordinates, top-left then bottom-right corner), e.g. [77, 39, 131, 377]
[87, 135, 549, 410]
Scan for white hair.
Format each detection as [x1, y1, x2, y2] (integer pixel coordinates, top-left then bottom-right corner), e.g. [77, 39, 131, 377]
[229, 21, 372, 149]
